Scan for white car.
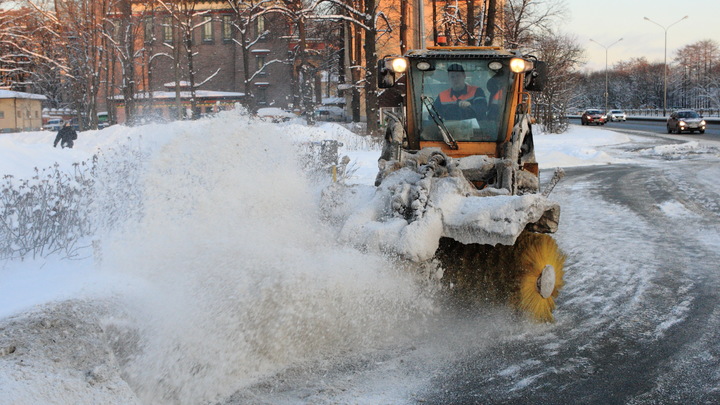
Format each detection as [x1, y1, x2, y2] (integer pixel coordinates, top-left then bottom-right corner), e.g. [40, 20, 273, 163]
[607, 110, 627, 122]
[314, 106, 346, 122]
[43, 118, 63, 131]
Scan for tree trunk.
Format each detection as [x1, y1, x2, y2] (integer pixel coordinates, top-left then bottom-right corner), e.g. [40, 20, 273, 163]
[400, 0, 407, 55]
[466, 0, 476, 46]
[352, 21, 361, 122]
[119, 0, 135, 125]
[363, 0, 379, 135]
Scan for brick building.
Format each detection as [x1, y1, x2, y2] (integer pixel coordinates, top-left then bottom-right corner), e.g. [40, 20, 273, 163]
[110, 1, 297, 123]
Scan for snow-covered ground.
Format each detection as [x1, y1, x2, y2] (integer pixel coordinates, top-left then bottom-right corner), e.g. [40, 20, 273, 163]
[0, 110, 716, 404]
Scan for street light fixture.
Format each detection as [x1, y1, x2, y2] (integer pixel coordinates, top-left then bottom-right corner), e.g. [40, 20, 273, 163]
[589, 37, 623, 114]
[644, 15, 689, 116]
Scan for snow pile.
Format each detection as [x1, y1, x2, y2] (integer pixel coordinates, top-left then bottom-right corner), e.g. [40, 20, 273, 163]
[639, 140, 718, 157]
[1, 110, 437, 405]
[533, 126, 631, 168]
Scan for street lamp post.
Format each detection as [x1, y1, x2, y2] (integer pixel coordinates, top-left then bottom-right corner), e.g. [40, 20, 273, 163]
[590, 38, 623, 114]
[644, 15, 689, 116]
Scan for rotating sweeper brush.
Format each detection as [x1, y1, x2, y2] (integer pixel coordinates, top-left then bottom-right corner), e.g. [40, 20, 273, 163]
[437, 231, 565, 322]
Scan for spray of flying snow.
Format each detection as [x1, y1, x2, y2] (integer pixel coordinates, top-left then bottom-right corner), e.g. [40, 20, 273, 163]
[96, 111, 438, 404]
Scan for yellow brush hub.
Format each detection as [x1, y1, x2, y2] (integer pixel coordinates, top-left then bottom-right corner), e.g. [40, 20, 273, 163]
[514, 233, 566, 322]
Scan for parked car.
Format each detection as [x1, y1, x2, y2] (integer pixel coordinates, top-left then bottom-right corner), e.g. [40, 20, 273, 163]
[607, 109, 627, 122]
[314, 106, 346, 122]
[667, 110, 706, 134]
[43, 118, 63, 131]
[256, 107, 296, 123]
[581, 109, 606, 125]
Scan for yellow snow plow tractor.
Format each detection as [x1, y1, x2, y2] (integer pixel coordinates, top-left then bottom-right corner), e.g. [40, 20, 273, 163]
[324, 47, 565, 321]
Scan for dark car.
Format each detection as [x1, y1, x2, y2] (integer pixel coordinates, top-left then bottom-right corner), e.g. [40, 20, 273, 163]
[667, 110, 706, 134]
[581, 109, 606, 125]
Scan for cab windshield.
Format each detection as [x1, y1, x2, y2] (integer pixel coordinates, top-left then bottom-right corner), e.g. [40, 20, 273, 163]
[410, 59, 514, 143]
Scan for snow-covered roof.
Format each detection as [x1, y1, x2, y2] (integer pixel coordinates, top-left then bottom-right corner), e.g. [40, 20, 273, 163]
[112, 90, 245, 100]
[322, 97, 345, 105]
[163, 81, 194, 88]
[256, 107, 295, 118]
[0, 90, 47, 101]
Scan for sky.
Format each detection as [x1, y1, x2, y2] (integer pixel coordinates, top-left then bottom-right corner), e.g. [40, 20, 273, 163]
[564, 0, 720, 71]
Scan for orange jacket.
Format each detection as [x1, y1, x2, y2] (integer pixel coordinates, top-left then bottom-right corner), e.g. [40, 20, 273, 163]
[437, 85, 480, 103]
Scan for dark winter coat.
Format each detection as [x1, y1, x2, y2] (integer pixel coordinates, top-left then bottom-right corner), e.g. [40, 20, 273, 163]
[54, 126, 77, 149]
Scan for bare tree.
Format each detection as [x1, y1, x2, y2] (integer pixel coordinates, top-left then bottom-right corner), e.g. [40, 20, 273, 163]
[673, 39, 720, 110]
[530, 30, 584, 133]
[503, 0, 566, 49]
[225, 0, 282, 113]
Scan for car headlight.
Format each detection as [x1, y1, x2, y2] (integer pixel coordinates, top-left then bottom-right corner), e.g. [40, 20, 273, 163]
[679, 121, 686, 127]
[701, 120, 706, 126]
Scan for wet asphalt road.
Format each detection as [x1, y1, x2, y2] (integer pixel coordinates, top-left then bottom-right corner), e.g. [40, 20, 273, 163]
[568, 117, 720, 140]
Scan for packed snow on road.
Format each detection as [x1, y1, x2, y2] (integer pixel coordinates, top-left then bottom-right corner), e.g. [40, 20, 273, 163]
[1, 110, 719, 404]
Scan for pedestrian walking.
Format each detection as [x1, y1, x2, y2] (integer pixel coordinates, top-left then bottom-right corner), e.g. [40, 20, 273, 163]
[53, 122, 77, 149]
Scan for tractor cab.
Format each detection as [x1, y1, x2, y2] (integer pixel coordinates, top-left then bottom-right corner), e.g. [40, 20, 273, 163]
[379, 47, 546, 159]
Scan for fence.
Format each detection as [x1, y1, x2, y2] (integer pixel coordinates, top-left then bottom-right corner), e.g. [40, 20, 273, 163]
[620, 109, 720, 117]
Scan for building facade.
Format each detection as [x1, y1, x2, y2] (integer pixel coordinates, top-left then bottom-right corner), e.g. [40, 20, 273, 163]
[107, 1, 296, 124]
[0, 90, 46, 132]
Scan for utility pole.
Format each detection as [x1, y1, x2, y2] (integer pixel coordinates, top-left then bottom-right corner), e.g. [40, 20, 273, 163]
[644, 15, 689, 116]
[590, 38, 623, 113]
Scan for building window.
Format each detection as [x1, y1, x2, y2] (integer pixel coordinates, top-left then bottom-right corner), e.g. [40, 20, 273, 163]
[256, 16, 266, 40]
[256, 87, 267, 105]
[144, 17, 153, 43]
[256, 55, 265, 72]
[163, 17, 173, 43]
[202, 16, 213, 42]
[222, 15, 233, 41]
[0, 111, 4, 119]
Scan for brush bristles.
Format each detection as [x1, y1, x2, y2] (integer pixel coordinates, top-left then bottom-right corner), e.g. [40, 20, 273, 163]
[516, 234, 566, 322]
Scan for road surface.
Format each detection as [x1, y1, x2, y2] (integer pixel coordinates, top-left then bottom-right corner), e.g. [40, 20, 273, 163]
[569, 117, 720, 139]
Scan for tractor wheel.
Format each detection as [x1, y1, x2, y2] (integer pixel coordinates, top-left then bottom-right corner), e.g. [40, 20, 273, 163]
[435, 232, 566, 322]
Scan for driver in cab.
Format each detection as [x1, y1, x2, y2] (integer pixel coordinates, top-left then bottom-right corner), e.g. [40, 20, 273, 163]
[433, 63, 487, 121]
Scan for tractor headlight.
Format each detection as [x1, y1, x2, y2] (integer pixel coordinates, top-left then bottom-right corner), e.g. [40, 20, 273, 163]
[488, 61, 503, 71]
[390, 57, 408, 73]
[416, 61, 432, 71]
[510, 57, 534, 73]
